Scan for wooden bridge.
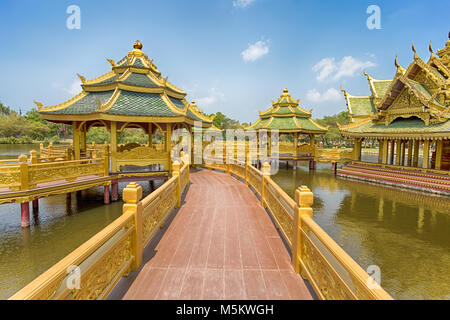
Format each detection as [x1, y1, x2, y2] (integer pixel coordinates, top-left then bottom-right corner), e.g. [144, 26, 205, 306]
[9, 159, 393, 300]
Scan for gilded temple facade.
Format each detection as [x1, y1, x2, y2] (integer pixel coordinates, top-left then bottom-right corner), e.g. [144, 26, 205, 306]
[246, 89, 327, 167]
[339, 35, 450, 171]
[36, 41, 214, 174]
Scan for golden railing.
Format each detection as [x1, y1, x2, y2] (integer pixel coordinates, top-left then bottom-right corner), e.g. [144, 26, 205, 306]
[9, 159, 189, 300]
[40, 143, 73, 161]
[0, 151, 109, 191]
[203, 158, 393, 300]
[9, 211, 136, 299]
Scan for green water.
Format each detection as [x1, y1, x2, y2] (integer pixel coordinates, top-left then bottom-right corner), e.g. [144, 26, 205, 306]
[272, 161, 450, 300]
[0, 145, 448, 299]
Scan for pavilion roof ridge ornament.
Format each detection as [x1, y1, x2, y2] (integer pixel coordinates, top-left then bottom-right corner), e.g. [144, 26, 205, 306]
[394, 56, 406, 74]
[412, 42, 419, 60]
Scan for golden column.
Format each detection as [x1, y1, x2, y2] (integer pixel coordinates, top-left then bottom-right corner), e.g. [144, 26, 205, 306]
[435, 140, 443, 170]
[378, 139, 383, 163]
[413, 140, 420, 167]
[395, 140, 401, 165]
[382, 138, 389, 164]
[110, 121, 118, 173]
[72, 121, 80, 160]
[407, 140, 413, 166]
[389, 140, 395, 164]
[422, 140, 430, 169]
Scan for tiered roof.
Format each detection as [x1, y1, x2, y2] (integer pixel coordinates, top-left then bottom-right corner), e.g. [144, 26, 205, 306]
[339, 33, 450, 139]
[36, 41, 213, 126]
[246, 89, 327, 133]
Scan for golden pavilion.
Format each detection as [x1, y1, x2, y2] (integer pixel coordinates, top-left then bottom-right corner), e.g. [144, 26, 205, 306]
[35, 41, 214, 174]
[339, 35, 450, 171]
[246, 89, 327, 168]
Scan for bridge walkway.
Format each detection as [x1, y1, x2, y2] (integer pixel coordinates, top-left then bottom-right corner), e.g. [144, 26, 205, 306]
[122, 169, 312, 300]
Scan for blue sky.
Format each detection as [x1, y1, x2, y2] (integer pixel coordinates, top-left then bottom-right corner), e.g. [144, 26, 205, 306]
[0, 0, 448, 122]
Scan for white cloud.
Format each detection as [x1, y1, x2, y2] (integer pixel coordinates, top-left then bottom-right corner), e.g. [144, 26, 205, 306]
[306, 88, 341, 103]
[196, 88, 225, 108]
[312, 56, 376, 81]
[65, 80, 82, 95]
[241, 40, 269, 62]
[233, 0, 255, 8]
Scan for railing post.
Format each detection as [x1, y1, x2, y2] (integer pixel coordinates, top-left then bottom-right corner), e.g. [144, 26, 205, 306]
[29, 150, 38, 165]
[39, 143, 44, 157]
[123, 182, 143, 271]
[103, 145, 110, 176]
[48, 142, 53, 158]
[172, 160, 181, 207]
[18, 154, 29, 191]
[245, 156, 249, 185]
[293, 185, 314, 275]
[261, 162, 270, 207]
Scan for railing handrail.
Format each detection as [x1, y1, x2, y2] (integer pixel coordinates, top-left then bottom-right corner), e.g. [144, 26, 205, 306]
[9, 211, 135, 300]
[299, 215, 392, 300]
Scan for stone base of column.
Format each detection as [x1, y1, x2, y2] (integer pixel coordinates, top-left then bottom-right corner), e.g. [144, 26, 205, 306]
[21, 202, 30, 228]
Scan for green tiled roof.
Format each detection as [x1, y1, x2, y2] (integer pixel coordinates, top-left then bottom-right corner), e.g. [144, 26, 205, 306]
[343, 118, 450, 134]
[105, 91, 179, 117]
[122, 73, 158, 87]
[186, 109, 204, 121]
[42, 91, 114, 114]
[168, 97, 185, 111]
[268, 105, 310, 116]
[250, 116, 326, 132]
[372, 80, 391, 98]
[348, 96, 376, 116]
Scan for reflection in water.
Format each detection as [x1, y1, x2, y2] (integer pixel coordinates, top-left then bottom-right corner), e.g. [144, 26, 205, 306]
[272, 161, 450, 300]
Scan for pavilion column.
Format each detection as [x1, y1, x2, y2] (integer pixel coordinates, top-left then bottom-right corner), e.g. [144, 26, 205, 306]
[309, 133, 316, 169]
[422, 140, 430, 169]
[294, 132, 299, 157]
[110, 122, 118, 173]
[435, 140, 443, 170]
[389, 140, 395, 165]
[73, 121, 81, 160]
[378, 139, 383, 164]
[382, 139, 389, 164]
[148, 123, 153, 147]
[166, 123, 172, 173]
[353, 138, 362, 161]
[413, 140, 420, 167]
[401, 140, 406, 166]
[80, 125, 87, 156]
[407, 140, 413, 166]
[395, 140, 401, 166]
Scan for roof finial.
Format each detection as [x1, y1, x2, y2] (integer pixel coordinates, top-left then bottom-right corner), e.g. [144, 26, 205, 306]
[395, 56, 405, 74]
[412, 42, 418, 60]
[340, 85, 348, 97]
[133, 40, 143, 50]
[283, 88, 288, 93]
[429, 42, 434, 54]
[363, 71, 373, 81]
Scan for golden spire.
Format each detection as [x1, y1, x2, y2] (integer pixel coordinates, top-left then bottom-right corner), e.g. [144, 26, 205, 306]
[340, 84, 348, 97]
[429, 42, 434, 54]
[133, 40, 143, 50]
[412, 42, 418, 60]
[394, 56, 405, 74]
[363, 71, 373, 81]
[283, 88, 288, 93]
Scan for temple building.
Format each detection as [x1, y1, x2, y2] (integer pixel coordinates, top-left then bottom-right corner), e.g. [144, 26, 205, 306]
[35, 41, 214, 174]
[339, 35, 450, 171]
[246, 88, 327, 168]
